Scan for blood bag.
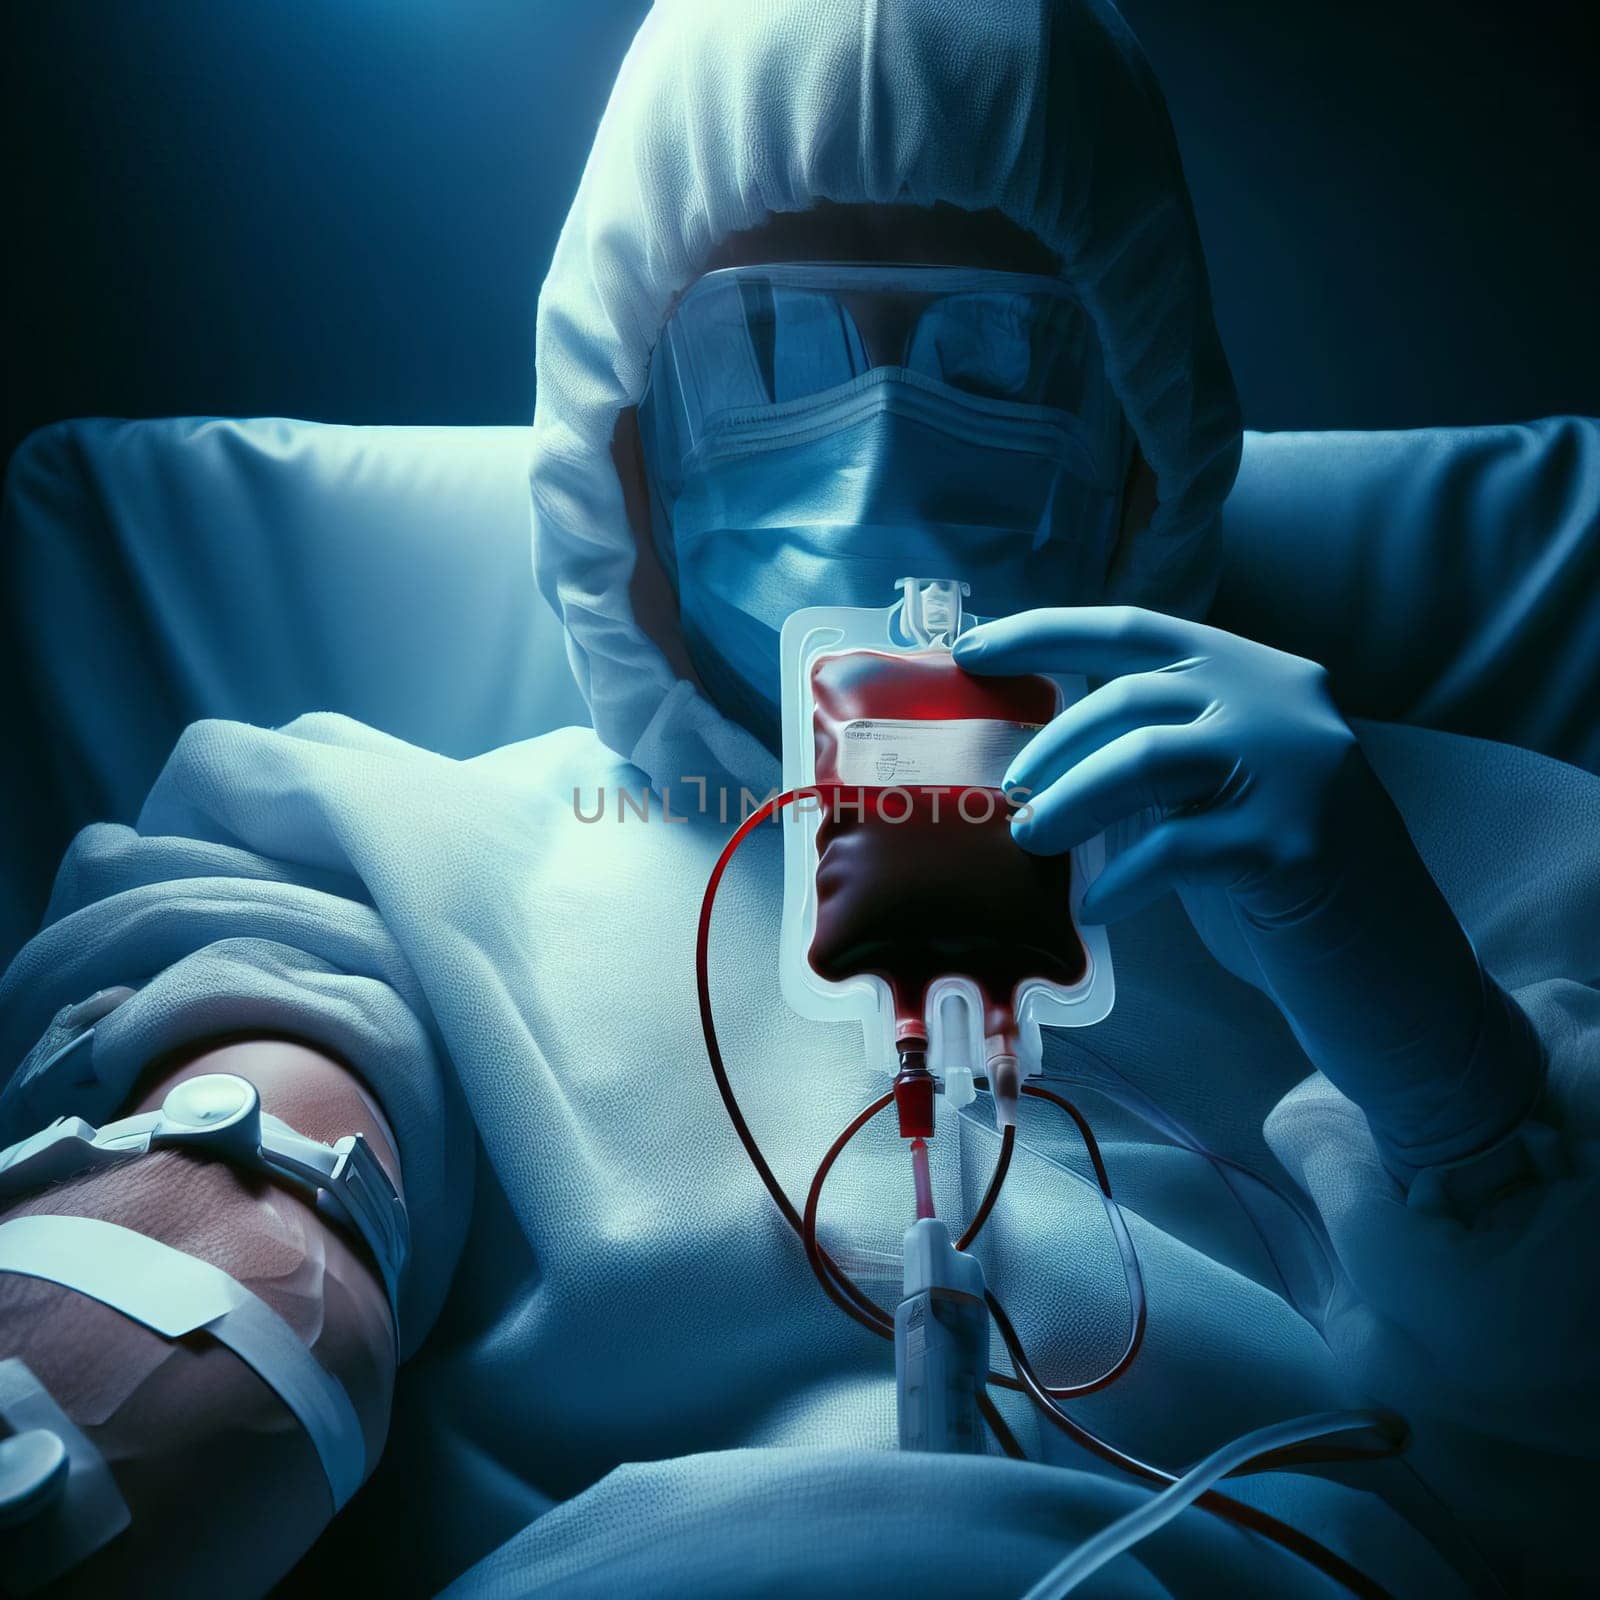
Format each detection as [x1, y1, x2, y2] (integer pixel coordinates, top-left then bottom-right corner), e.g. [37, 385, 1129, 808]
[780, 578, 1113, 1111]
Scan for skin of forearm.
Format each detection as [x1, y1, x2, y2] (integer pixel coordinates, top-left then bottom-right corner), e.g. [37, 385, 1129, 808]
[0, 1039, 402, 1598]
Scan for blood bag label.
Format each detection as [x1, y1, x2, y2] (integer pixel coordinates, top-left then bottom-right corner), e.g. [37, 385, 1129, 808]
[834, 718, 1043, 789]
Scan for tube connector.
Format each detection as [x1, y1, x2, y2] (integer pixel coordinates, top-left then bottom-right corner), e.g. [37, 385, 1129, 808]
[988, 1053, 1022, 1130]
[894, 1046, 936, 1140]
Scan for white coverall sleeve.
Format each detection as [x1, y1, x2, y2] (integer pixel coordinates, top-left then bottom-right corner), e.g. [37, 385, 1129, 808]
[0, 716, 475, 1357]
[1264, 982, 1599, 1457]
[1259, 721, 1600, 1580]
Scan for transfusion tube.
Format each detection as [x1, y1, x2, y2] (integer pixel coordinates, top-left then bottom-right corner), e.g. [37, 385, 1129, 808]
[1018, 1411, 1406, 1599]
[697, 788, 1404, 1599]
[909, 1137, 936, 1220]
[1039, 1038, 1339, 1319]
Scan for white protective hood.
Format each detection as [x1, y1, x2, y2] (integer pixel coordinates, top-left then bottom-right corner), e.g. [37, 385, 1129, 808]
[529, 0, 1242, 794]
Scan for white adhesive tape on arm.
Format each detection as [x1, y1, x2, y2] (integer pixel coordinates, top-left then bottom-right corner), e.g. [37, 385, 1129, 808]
[0, 1215, 366, 1511]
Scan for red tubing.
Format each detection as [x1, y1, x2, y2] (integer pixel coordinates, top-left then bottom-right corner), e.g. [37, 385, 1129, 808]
[910, 1137, 936, 1220]
[955, 1123, 1015, 1251]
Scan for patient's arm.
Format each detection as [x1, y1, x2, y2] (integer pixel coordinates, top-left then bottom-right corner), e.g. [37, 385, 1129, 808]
[0, 1039, 401, 1597]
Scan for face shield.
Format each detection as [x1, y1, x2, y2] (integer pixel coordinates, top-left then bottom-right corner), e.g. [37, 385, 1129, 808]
[635, 263, 1132, 749]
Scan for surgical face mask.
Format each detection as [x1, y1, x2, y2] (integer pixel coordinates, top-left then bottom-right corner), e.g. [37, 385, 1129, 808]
[637, 264, 1129, 749]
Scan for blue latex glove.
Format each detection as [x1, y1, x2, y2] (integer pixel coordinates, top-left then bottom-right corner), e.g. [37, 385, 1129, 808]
[953, 607, 1543, 1184]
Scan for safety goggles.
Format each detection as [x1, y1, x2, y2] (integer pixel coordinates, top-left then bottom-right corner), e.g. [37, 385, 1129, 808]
[639, 263, 1125, 486]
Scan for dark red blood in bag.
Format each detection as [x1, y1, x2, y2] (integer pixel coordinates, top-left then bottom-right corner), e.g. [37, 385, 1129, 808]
[807, 648, 1086, 1046]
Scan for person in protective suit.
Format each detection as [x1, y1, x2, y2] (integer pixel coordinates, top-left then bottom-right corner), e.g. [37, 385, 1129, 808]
[1, 3, 1594, 1596]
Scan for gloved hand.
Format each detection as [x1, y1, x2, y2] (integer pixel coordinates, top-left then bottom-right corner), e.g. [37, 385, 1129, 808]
[953, 606, 1543, 1183]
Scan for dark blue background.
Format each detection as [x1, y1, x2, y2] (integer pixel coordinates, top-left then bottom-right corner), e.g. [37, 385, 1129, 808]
[4, 0, 1596, 471]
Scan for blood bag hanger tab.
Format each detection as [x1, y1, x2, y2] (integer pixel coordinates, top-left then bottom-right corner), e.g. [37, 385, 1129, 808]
[895, 577, 970, 647]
